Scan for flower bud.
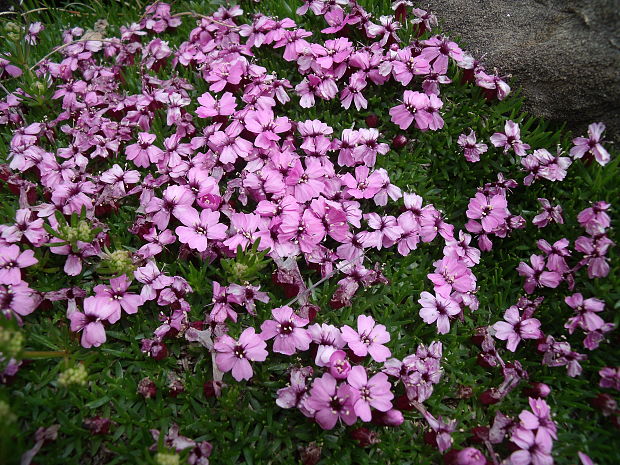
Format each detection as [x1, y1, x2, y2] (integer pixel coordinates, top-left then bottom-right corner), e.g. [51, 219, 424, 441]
[299, 441, 321, 465]
[479, 388, 501, 406]
[391, 134, 408, 149]
[349, 427, 380, 447]
[454, 447, 487, 465]
[523, 382, 551, 399]
[328, 350, 351, 380]
[203, 380, 223, 398]
[83, 416, 112, 435]
[365, 114, 379, 128]
[137, 377, 157, 398]
[58, 364, 88, 387]
[373, 409, 404, 427]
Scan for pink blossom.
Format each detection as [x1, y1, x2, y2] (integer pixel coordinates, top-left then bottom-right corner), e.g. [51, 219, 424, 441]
[214, 327, 268, 381]
[532, 198, 564, 228]
[516, 255, 562, 294]
[306, 373, 358, 429]
[493, 305, 542, 352]
[196, 91, 237, 118]
[0, 281, 39, 323]
[69, 296, 115, 348]
[0, 245, 38, 285]
[418, 291, 461, 334]
[490, 120, 530, 156]
[466, 193, 509, 233]
[126, 132, 164, 168]
[341, 314, 391, 362]
[347, 365, 393, 422]
[564, 293, 606, 333]
[93, 275, 143, 324]
[458, 130, 488, 162]
[599, 367, 620, 391]
[389, 90, 431, 130]
[175, 207, 227, 252]
[308, 323, 345, 366]
[570, 122, 611, 166]
[260, 305, 311, 355]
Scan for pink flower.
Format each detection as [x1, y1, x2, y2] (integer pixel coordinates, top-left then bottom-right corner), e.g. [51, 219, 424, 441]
[308, 323, 345, 366]
[306, 373, 358, 429]
[516, 255, 562, 294]
[341, 166, 384, 199]
[458, 130, 488, 162]
[196, 91, 237, 118]
[537, 238, 570, 273]
[347, 365, 394, 422]
[340, 72, 368, 111]
[577, 201, 611, 234]
[276, 366, 314, 417]
[418, 291, 461, 334]
[175, 207, 227, 252]
[466, 193, 509, 233]
[519, 397, 557, 442]
[428, 257, 476, 297]
[492, 305, 542, 352]
[341, 315, 391, 362]
[126, 132, 164, 168]
[93, 275, 143, 324]
[490, 120, 530, 156]
[389, 91, 431, 130]
[509, 427, 553, 465]
[260, 305, 311, 355]
[244, 109, 291, 149]
[599, 367, 620, 391]
[564, 293, 605, 333]
[532, 198, 564, 228]
[570, 122, 611, 166]
[328, 350, 352, 380]
[69, 296, 115, 348]
[214, 327, 268, 381]
[0, 245, 38, 285]
[0, 281, 39, 322]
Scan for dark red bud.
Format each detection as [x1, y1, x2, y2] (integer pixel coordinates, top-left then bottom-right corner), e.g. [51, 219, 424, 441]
[349, 427, 380, 447]
[391, 134, 408, 149]
[83, 416, 112, 435]
[523, 382, 551, 399]
[365, 114, 379, 128]
[203, 380, 223, 398]
[137, 377, 157, 399]
[479, 388, 501, 406]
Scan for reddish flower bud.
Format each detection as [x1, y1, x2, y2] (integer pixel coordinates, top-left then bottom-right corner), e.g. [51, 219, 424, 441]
[372, 409, 404, 427]
[395, 394, 415, 411]
[168, 378, 185, 397]
[391, 134, 408, 149]
[523, 382, 551, 399]
[365, 114, 379, 128]
[203, 380, 223, 398]
[469, 426, 489, 443]
[299, 442, 321, 465]
[479, 388, 501, 406]
[83, 416, 111, 435]
[137, 377, 157, 399]
[349, 427, 381, 447]
[591, 393, 618, 416]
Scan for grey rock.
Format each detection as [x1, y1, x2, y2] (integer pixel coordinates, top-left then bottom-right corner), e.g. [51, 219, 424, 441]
[422, 0, 620, 141]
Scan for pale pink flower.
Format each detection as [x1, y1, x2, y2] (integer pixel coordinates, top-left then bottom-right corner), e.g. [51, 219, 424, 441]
[214, 327, 268, 381]
[341, 314, 391, 362]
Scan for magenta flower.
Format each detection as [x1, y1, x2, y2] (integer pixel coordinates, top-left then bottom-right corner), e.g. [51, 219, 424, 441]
[0, 245, 38, 285]
[493, 305, 542, 352]
[599, 367, 620, 391]
[466, 193, 509, 233]
[175, 207, 227, 252]
[69, 296, 115, 348]
[532, 198, 564, 228]
[577, 201, 611, 234]
[328, 350, 352, 380]
[570, 122, 611, 166]
[340, 72, 368, 111]
[1, 208, 47, 246]
[420, 35, 463, 74]
[306, 373, 358, 430]
[428, 257, 476, 297]
[93, 275, 143, 324]
[389, 90, 431, 130]
[490, 120, 530, 156]
[564, 293, 605, 333]
[509, 427, 553, 465]
[418, 291, 461, 334]
[537, 238, 570, 273]
[308, 323, 345, 366]
[341, 166, 384, 199]
[276, 366, 314, 417]
[0, 281, 39, 323]
[214, 327, 268, 382]
[347, 365, 393, 422]
[196, 91, 237, 118]
[519, 397, 557, 442]
[244, 109, 291, 149]
[126, 132, 164, 168]
[341, 314, 391, 362]
[516, 255, 562, 294]
[458, 130, 488, 162]
[260, 305, 311, 355]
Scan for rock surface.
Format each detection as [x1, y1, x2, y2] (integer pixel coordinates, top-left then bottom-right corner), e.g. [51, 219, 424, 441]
[423, 0, 620, 141]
